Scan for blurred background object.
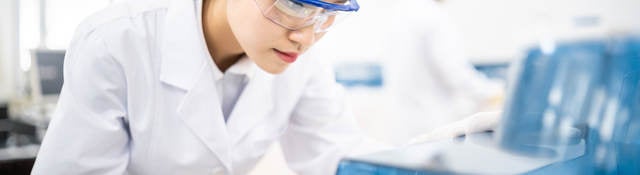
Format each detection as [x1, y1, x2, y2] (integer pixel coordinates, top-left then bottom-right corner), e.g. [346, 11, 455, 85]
[498, 40, 607, 157]
[0, 0, 20, 105]
[308, 0, 506, 146]
[335, 33, 640, 175]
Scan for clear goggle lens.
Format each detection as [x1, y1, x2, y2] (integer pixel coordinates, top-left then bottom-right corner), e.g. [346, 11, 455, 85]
[254, 0, 353, 33]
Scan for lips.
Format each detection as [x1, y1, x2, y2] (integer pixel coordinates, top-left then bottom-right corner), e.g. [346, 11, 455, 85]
[274, 49, 299, 63]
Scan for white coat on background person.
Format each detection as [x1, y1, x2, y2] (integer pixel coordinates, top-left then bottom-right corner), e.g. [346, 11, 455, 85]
[307, 0, 504, 145]
[31, 0, 364, 174]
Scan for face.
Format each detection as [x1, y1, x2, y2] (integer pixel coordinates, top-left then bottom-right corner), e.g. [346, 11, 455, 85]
[226, 0, 330, 74]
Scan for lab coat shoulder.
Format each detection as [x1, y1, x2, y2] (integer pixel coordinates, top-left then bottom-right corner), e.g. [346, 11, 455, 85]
[72, 0, 167, 37]
[57, 1, 146, 120]
[287, 56, 347, 122]
[32, 17, 132, 175]
[60, 0, 170, 114]
[277, 56, 365, 175]
[71, 0, 169, 61]
[32, 2, 170, 174]
[64, 0, 172, 100]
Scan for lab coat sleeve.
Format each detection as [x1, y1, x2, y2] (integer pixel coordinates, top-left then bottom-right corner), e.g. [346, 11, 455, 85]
[31, 30, 130, 175]
[280, 62, 365, 175]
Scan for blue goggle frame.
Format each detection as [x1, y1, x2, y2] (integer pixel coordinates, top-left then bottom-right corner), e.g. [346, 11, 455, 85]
[292, 0, 360, 12]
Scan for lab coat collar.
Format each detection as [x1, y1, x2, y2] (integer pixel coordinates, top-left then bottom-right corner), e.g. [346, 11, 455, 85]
[160, 0, 276, 171]
[159, 0, 209, 90]
[226, 56, 258, 80]
[211, 55, 259, 82]
[177, 60, 274, 172]
[160, 0, 234, 171]
[226, 68, 275, 143]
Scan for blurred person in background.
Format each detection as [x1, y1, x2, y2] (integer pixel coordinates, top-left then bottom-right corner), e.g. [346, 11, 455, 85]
[308, 0, 505, 145]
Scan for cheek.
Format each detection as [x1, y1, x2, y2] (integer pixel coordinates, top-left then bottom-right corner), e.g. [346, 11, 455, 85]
[313, 33, 326, 44]
[226, 0, 293, 74]
[227, 0, 284, 52]
[227, 2, 259, 47]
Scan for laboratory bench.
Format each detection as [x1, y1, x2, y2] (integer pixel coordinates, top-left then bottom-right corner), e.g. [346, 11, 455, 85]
[336, 132, 600, 175]
[0, 104, 39, 174]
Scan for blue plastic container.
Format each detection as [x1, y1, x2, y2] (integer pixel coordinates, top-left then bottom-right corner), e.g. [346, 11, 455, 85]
[498, 40, 606, 158]
[580, 36, 640, 175]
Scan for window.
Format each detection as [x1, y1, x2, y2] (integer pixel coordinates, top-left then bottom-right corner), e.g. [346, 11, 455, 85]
[19, 0, 111, 71]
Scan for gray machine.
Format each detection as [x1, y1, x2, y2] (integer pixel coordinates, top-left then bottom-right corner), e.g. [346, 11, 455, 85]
[30, 49, 65, 106]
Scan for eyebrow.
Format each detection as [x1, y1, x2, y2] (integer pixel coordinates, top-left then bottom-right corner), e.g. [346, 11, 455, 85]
[332, 0, 347, 4]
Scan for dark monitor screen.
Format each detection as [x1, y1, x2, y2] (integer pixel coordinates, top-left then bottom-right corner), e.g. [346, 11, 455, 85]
[33, 50, 65, 95]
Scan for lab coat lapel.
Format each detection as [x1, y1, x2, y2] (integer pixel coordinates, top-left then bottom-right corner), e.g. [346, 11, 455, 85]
[159, 0, 231, 170]
[176, 67, 231, 169]
[227, 69, 275, 143]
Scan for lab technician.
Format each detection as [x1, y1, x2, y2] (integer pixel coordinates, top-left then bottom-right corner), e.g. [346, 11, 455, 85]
[31, 0, 364, 174]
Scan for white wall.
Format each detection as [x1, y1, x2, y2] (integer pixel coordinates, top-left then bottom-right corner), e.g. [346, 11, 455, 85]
[45, 0, 111, 49]
[0, 0, 20, 103]
[440, 0, 640, 63]
[314, 0, 640, 64]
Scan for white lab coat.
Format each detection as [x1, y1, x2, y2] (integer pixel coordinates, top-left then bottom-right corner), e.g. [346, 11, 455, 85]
[31, 0, 363, 174]
[307, 0, 503, 144]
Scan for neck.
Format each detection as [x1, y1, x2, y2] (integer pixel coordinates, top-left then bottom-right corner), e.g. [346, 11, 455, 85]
[202, 0, 243, 72]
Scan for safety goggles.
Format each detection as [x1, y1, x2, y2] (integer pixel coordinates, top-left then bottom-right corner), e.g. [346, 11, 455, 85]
[253, 0, 360, 33]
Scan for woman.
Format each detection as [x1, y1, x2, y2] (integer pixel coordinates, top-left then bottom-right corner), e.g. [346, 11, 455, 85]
[31, 0, 361, 174]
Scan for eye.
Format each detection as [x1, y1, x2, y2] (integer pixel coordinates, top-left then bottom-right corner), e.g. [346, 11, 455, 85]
[288, 0, 304, 7]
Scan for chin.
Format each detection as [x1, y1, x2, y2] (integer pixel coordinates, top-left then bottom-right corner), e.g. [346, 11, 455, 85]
[258, 63, 289, 75]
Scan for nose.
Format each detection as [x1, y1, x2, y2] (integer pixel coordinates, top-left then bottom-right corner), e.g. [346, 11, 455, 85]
[287, 25, 316, 51]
